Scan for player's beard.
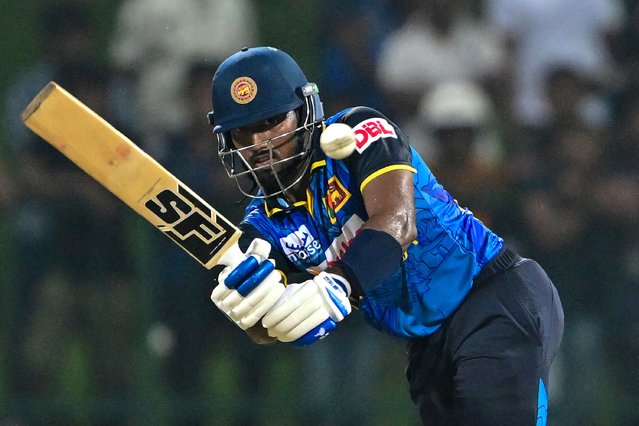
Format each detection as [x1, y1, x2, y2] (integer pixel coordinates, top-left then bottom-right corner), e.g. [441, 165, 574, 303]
[250, 133, 310, 198]
[254, 158, 306, 196]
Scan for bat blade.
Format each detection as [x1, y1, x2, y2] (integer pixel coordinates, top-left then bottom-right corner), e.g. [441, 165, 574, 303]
[21, 81, 242, 268]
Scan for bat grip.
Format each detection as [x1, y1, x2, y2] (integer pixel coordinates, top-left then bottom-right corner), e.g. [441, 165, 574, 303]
[217, 242, 246, 268]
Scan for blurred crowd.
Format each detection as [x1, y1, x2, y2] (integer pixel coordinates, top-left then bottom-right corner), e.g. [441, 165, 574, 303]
[1, 0, 638, 425]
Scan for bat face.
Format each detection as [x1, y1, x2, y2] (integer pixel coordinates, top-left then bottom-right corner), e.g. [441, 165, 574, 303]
[144, 184, 238, 265]
[21, 82, 242, 269]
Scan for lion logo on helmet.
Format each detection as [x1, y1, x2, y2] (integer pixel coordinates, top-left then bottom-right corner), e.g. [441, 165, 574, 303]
[230, 77, 257, 104]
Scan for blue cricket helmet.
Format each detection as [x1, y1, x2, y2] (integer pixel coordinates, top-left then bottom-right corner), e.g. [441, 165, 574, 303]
[208, 46, 324, 201]
[209, 46, 322, 133]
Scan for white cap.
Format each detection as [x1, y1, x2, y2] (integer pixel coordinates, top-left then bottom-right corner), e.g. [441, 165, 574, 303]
[419, 81, 492, 129]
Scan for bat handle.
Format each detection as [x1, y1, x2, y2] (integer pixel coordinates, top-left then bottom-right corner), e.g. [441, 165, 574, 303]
[217, 242, 247, 268]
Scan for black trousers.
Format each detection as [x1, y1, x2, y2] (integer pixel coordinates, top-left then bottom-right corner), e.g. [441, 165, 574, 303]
[406, 249, 564, 425]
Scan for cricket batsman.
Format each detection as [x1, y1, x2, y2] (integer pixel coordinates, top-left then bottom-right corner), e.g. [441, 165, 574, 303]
[207, 46, 564, 424]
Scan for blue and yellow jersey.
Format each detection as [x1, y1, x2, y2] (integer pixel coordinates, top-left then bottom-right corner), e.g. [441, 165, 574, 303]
[238, 107, 503, 338]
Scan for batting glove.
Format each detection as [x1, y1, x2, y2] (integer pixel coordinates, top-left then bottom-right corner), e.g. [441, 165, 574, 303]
[262, 272, 351, 346]
[211, 239, 285, 330]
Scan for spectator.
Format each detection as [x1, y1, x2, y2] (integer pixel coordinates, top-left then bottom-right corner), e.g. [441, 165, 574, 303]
[512, 123, 607, 423]
[10, 63, 140, 423]
[4, 2, 98, 150]
[376, 0, 504, 124]
[316, 0, 403, 115]
[486, 0, 623, 131]
[543, 66, 611, 131]
[109, 0, 258, 154]
[508, 64, 611, 196]
[407, 80, 508, 229]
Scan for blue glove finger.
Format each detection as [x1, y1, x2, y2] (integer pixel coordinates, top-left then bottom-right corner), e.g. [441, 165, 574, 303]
[225, 256, 259, 289]
[236, 260, 275, 297]
[289, 318, 336, 347]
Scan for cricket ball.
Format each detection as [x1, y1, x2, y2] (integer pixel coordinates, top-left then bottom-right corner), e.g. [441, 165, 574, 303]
[320, 123, 357, 160]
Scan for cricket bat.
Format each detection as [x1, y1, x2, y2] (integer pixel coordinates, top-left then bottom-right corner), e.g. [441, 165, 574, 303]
[21, 81, 244, 268]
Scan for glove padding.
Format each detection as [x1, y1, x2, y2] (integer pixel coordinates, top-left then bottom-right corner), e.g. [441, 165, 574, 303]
[262, 272, 351, 346]
[211, 239, 285, 330]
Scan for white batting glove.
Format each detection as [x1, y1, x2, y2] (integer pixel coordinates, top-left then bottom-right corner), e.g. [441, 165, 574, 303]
[262, 272, 351, 346]
[211, 239, 285, 330]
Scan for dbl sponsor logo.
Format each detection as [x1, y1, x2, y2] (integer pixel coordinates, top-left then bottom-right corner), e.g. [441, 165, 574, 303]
[353, 118, 397, 153]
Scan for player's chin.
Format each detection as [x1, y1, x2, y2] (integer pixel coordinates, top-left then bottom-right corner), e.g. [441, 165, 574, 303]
[254, 171, 282, 192]
[255, 163, 301, 194]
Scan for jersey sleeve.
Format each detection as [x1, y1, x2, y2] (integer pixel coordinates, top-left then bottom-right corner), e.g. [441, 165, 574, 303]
[337, 107, 415, 192]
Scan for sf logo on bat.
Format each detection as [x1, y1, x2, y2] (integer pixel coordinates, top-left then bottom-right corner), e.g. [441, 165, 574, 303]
[144, 185, 234, 264]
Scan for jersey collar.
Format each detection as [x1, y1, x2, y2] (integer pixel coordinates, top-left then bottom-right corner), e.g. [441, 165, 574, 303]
[263, 157, 326, 217]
